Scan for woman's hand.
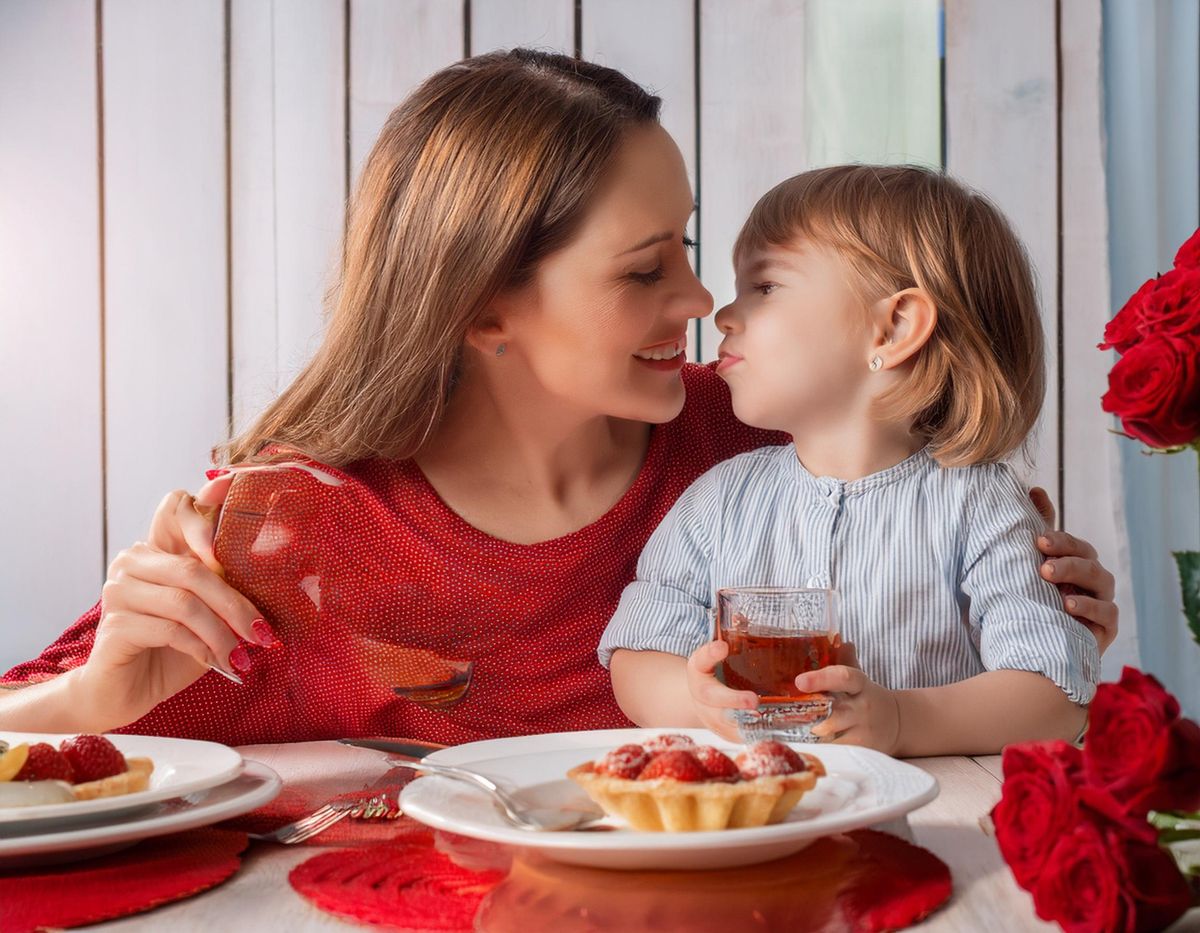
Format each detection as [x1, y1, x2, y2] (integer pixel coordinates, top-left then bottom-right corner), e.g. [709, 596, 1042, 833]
[1029, 487, 1119, 654]
[800, 665, 902, 754]
[685, 640, 760, 742]
[74, 475, 270, 728]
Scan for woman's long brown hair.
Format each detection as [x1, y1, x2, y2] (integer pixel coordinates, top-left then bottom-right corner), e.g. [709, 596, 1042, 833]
[219, 49, 661, 466]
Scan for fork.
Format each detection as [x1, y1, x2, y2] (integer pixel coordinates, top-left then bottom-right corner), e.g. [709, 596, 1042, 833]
[249, 789, 397, 845]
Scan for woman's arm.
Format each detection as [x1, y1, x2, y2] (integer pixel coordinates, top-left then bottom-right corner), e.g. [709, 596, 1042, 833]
[0, 476, 261, 733]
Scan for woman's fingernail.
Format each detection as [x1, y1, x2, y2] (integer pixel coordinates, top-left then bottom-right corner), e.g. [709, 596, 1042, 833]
[250, 618, 280, 648]
[1067, 598, 1078, 611]
[205, 468, 231, 481]
[1039, 536, 1051, 549]
[1042, 561, 1055, 578]
[229, 645, 253, 674]
[207, 662, 243, 685]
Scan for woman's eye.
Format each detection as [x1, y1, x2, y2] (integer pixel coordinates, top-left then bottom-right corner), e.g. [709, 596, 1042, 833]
[630, 266, 666, 286]
[753, 282, 779, 296]
[682, 236, 698, 251]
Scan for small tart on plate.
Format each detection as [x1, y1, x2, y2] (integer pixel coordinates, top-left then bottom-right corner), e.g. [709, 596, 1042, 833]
[568, 735, 824, 832]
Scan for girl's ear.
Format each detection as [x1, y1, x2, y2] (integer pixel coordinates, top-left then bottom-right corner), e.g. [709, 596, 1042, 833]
[870, 288, 937, 369]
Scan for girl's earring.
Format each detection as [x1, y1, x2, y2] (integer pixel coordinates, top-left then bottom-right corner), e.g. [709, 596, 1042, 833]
[869, 355, 883, 372]
[496, 343, 507, 357]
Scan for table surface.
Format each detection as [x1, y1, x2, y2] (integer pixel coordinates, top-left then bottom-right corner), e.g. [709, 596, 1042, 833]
[78, 741, 1200, 933]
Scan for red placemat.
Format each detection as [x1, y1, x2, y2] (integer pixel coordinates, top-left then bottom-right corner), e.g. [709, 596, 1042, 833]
[0, 827, 248, 933]
[289, 828, 952, 933]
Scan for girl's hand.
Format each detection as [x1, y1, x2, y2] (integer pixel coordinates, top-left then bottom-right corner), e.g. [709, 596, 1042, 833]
[685, 640, 760, 742]
[1029, 487, 1119, 654]
[76, 475, 269, 728]
[799, 665, 902, 754]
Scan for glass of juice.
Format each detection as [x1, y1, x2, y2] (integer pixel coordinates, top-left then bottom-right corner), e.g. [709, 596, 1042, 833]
[714, 586, 840, 743]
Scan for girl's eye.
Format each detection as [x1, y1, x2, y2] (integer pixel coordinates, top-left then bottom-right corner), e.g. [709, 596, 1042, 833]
[630, 266, 666, 286]
[753, 282, 779, 296]
[682, 236, 698, 250]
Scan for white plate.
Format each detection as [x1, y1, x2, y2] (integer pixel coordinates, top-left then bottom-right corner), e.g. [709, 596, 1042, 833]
[400, 728, 939, 870]
[0, 732, 243, 826]
[0, 760, 281, 866]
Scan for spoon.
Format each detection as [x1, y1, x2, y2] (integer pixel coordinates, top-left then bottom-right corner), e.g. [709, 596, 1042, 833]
[385, 758, 607, 832]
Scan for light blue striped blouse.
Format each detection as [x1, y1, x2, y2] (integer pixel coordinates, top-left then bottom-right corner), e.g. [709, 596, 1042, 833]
[599, 445, 1099, 705]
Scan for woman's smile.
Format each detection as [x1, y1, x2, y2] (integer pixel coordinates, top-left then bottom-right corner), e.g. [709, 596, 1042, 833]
[632, 333, 688, 371]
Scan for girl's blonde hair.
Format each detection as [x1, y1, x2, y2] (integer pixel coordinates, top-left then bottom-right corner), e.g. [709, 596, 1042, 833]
[220, 50, 661, 466]
[734, 164, 1045, 467]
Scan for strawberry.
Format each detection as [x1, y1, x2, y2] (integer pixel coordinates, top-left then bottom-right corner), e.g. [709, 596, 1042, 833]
[13, 743, 75, 783]
[642, 733, 696, 755]
[596, 744, 650, 779]
[638, 749, 707, 782]
[60, 734, 126, 783]
[693, 746, 740, 780]
[735, 740, 808, 779]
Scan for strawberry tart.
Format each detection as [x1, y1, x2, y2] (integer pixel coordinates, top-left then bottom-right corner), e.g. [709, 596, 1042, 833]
[567, 734, 824, 832]
[0, 734, 154, 808]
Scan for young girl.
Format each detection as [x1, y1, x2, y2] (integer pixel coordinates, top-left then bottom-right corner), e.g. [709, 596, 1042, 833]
[599, 164, 1099, 757]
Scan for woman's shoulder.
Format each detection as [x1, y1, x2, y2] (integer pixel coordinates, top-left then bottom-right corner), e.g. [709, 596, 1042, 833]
[673, 363, 788, 462]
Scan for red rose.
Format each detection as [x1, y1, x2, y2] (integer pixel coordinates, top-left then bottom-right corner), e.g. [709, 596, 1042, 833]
[1084, 667, 1200, 814]
[992, 741, 1084, 888]
[1099, 275, 1158, 353]
[1175, 226, 1200, 269]
[1101, 333, 1200, 448]
[1031, 809, 1194, 933]
[1141, 266, 1200, 338]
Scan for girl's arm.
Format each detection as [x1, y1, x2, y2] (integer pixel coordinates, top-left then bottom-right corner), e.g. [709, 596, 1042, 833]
[610, 644, 759, 742]
[894, 669, 1086, 757]
[797, 663, 1085, 757]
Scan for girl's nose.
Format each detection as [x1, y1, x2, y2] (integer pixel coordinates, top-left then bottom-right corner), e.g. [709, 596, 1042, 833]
[714, 302, 740, 333]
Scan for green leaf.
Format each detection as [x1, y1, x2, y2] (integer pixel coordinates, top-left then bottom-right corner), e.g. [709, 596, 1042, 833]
[1174, 550, 1200, 648]
[1151, 810, 1200, 831]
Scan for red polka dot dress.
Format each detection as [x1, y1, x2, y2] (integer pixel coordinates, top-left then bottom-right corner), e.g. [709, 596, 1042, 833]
[4, 365, 783, 746]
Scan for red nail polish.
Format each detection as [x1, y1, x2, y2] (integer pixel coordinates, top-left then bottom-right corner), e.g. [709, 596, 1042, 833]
[205, 467, 231, 481]
[250, 618, 280, 648]
[229, 645, 252, 674]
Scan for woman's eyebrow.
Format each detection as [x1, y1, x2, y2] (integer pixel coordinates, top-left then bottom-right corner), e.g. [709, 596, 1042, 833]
[616, 203, 699, 257]
[617, 231, 674, 256]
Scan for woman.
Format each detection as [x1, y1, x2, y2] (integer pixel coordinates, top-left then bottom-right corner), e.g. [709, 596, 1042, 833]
[0, 50, 1116, 745]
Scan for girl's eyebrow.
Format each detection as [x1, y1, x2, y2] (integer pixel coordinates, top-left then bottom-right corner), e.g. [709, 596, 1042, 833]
[742, 256, 802, 275]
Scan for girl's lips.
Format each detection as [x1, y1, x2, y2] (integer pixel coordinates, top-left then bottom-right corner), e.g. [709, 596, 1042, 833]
[715, 353, 742, 374]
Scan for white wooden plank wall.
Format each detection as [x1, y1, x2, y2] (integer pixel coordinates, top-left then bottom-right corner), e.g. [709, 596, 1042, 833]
[101, 0, 229, 596]
[0, 0, 1139, 675]
[946, 0, 1060, 498]
[230, 0, 346, 435]
[0, 0, 105, 668]
[1059, 0, 1139, 677]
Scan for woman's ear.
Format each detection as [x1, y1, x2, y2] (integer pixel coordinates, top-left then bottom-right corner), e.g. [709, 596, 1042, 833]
[464, 313, 510, 357]
[870, 288, 937, 369]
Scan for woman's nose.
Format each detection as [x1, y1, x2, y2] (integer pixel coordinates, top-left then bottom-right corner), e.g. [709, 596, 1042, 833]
[684, 275, 714, 320]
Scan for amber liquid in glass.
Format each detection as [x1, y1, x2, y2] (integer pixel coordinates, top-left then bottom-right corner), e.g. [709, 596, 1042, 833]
[718, 630, 842, 702]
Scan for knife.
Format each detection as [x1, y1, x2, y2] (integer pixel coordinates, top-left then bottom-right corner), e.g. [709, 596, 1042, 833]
[338, 737, 449, 760]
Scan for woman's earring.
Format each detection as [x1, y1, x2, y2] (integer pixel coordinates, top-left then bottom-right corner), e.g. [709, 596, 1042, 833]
[869, 356, 883, 372]
[496, 343, 506, 357]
